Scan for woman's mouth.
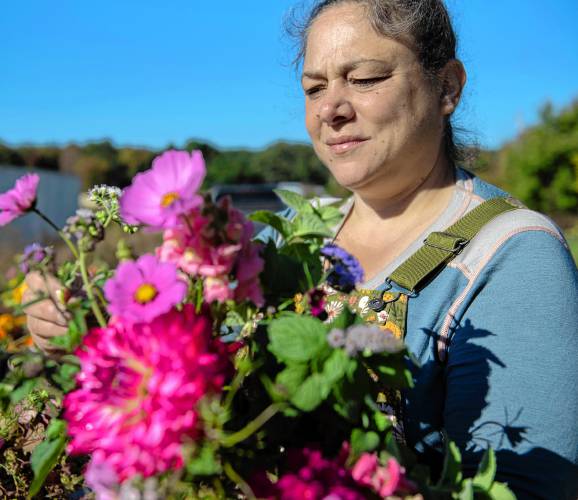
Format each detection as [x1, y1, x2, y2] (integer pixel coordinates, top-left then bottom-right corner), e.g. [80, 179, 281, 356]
[326, 136, 369, 154]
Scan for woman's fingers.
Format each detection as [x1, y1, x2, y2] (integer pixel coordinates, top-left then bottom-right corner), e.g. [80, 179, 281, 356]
[29, 330, 66, 355]
[22, 271, 69, 327]
[26, 315, 68, 341]
[21, 272, 70, 355]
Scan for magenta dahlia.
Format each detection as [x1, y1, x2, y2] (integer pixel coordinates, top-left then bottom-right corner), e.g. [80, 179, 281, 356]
[0, 173, 39, 226]
[251, 446, 368, 500]
[103, 254, 187, 324]
[64, 306, 231, 481]
[119, 150, 205, 229]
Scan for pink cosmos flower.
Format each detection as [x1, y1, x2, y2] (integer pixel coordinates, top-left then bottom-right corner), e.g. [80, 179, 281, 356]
[0, 173, 39, 226]
[119, 150, 205, 229]
[64, 305, 232, 482]
[157, 197, 264, 306]
[104, 254, 187, 324]
[352, 453, 416, 497]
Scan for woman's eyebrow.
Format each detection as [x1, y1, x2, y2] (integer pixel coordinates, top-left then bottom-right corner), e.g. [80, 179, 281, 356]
[302, 58, 391, 81]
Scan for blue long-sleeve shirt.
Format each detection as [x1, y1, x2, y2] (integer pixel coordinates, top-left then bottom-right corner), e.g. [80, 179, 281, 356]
[261, 168, 578, 499]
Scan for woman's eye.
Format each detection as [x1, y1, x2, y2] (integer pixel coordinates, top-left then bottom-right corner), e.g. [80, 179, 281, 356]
[304, 86, 324, 97]
[350, 76, 388, 87]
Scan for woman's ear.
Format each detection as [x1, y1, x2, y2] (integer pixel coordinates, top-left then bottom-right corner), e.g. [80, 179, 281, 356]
[439, 59, 467, 115]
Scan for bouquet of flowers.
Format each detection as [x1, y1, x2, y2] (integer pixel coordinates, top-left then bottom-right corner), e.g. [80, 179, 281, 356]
[0, 151, 515, 499]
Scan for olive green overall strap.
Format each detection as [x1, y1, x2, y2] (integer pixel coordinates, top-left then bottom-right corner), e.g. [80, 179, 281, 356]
[388, 197, 519, 293]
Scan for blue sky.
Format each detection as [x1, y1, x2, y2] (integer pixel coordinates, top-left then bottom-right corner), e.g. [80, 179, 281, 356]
[1, 0, 577, 151]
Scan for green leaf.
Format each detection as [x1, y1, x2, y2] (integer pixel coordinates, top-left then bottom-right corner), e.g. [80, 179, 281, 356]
[29, 419, 67, 498]
[488, 481, 517, 500]
[351, 428, 380, 456]
[268, 314, 327, 364]
[291, 213, 332, 240]
[318, 205, 343, 225]
[51, 362, 80, 393]
[291, 373, 330, 411]
[374, 411, 391, 432]
[274, 189, 313, 213]
[281, 243, 323, 286]
[385, 431, 403, 461]
[10, 378, 38, 404]
[187, 445, 221, 476]
[437, 438, 463, 487]
[276, 364, 309, 397]
[322, 349, 350, 384]
[458, 479, 474, 500]
[473, 448, 497, 491]
[0, 382, 14, 399]
[249, 210, 293, 239]
[261, 242, 305, 298]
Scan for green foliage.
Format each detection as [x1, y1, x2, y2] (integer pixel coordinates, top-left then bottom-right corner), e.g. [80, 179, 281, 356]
[438, 438, 463, 488]
[501, 99, 578, 213]
[268, 314, 328, 364]
[29, 419, 67, 498]
[473, 448, 497, 491]
[350, 428, 380, 455]
[0, 139, 331, 191]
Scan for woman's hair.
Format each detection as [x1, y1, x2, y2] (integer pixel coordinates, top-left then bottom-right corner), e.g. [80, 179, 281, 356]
[287, 0, 465, 166]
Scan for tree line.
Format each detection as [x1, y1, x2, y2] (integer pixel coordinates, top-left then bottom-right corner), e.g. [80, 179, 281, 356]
[1, 97, 577, 215]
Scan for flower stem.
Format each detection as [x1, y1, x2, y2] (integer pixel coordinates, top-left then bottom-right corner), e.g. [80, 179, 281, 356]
[78, 250, 107, 328]
[223, 462, 256, 500]
[31, 207, 59, 233]
[221, 402, 285, 448]
[31, 207, 80, 260]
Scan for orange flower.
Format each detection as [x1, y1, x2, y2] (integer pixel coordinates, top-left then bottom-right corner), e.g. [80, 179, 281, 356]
[382, 321, 402, 339]
[0, 313, 15, 332]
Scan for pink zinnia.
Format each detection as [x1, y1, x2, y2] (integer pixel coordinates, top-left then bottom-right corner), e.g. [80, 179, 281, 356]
[104, 254, 187, 324]
[0, 173, 39, 226]
[64, 306, 231, 481]
[120, 150, 205, 229]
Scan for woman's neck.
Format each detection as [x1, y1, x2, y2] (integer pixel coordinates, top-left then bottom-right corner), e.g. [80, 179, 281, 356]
[349, 156, 456, 232]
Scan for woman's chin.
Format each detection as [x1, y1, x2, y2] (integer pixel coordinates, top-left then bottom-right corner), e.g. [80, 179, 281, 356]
[328, 167, 377, 193]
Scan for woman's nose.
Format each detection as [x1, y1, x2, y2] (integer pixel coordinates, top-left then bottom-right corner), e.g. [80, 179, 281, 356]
[318, 90, 355, 126]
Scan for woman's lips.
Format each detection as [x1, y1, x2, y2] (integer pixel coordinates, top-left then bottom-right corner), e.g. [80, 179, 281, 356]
[326, 138, 369, 154]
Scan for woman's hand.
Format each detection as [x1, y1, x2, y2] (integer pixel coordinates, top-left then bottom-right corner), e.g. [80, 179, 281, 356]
[21, 271, 69, 355]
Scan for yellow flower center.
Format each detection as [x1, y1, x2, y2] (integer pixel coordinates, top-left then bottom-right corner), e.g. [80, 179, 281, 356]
[134, 283, 158, 304]
[160, 192, 180, 207]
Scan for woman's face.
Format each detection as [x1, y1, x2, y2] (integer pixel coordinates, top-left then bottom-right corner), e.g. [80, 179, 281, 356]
[303, 3, 451, 200]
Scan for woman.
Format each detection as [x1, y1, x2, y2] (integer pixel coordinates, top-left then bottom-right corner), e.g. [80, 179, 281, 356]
[24, 1, 578, 498]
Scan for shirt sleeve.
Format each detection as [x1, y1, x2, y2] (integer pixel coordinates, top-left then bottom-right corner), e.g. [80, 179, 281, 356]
[443, 230, 578, 499]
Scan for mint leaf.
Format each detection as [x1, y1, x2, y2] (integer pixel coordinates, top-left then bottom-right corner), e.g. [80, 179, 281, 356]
[268, 314, 327, 364]
[249, 210, 293, 239]
[274, 189, 313, 213]
[291, 373, 330, 411]
[473, 448, 497, 491]
[276, 364, 309, 397]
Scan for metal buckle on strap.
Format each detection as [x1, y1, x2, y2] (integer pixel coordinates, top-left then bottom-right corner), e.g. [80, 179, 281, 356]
[423, 231, 468, 253]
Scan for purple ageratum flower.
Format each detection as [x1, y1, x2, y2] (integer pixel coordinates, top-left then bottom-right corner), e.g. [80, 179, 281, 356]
[320, 244, 364, 292]
[0, 173, 40, 226]
[104, 254, 187, 324]
[19, 243, 53, 274]
[119, 150, 206, 229]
